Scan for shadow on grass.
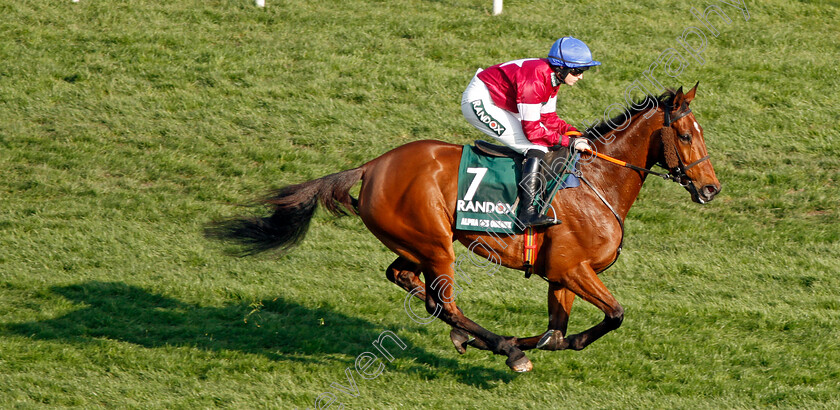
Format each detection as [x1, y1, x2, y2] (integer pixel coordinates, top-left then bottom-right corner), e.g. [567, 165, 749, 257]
[0, 281, 514, 388]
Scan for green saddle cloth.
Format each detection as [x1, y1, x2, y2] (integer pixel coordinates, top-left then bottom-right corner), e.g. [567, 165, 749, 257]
[455, 145, 579, 234]
[455, 145, 521, 233]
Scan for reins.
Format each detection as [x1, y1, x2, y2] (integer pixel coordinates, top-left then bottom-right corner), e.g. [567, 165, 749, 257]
[534, 99, 711, 281]
[579, 101, 710, 186]
[581, 146, 709, 186]
[581, 148, 674, 181]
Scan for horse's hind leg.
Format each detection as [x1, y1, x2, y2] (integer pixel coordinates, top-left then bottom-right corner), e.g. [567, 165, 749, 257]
[385, 257, 489, 354]
[421, 258, 532, 372]
[361, 180, 519, 367]
[385, 257, 426, 299]
[377, 246, 524, 369]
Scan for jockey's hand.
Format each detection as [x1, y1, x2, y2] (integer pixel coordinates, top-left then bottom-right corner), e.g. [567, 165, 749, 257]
[572, 137, 592, 152]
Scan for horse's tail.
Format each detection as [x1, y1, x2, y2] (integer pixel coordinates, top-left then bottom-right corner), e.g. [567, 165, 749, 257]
[206, 167, 365, 255]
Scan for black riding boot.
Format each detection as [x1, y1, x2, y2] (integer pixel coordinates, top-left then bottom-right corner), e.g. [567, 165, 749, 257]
[517, 156, 559, 228]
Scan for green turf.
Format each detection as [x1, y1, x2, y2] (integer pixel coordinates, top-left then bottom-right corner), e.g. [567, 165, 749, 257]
[1, 0, 838, 408]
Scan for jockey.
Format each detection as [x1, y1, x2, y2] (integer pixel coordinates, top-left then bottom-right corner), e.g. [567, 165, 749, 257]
[461, 36, 600, 228]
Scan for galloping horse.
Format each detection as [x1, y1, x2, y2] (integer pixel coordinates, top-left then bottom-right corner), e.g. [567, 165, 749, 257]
[208, 84, 721, 372]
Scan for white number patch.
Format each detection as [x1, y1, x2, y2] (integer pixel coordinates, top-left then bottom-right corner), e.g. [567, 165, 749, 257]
[464, 167, 488, 201]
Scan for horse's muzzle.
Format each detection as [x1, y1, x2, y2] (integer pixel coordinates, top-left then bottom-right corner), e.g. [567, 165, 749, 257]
[694, 183, 721, 204]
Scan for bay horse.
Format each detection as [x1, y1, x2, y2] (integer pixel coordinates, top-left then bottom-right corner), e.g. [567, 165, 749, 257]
[208, 84, 721, 372]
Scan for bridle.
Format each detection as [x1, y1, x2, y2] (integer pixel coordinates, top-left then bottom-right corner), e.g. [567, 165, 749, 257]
[551, 97, 712, 276]
[659, 99, 711, 187]
[577, 98, 710, 189]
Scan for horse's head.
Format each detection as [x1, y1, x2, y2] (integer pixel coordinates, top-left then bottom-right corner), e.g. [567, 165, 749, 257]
[658, 83, 721, 204]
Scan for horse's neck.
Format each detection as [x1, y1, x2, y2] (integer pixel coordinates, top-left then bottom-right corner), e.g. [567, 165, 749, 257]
[582, 113, 661, 219]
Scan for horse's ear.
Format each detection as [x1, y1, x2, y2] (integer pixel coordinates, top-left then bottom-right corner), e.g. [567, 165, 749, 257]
[685, 81, 699, 104]
[673, 86, 685, 106]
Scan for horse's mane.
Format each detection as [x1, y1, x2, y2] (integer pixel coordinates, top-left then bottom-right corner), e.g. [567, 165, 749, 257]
[585, 89, 677, 140]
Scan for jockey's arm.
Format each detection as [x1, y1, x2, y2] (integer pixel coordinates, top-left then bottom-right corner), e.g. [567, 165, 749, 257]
[540, 95, 579, 145]
[517, 83, 578, 148]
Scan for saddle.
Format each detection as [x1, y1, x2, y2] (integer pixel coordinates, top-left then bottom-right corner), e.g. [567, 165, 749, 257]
[473, 139, 573, 165]
[473, 140, 524, 160]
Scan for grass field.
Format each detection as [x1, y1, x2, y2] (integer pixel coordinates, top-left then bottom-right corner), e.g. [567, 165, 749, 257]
[1, 0, 838, 408]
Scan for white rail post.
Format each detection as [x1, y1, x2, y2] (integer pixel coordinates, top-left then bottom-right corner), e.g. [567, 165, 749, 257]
[256, 0, 265, 7]
[492, 0, 503, 15]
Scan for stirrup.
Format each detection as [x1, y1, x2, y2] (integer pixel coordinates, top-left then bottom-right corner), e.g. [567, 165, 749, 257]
[520, 214, 559, 228]
[518, 205, 560, 228]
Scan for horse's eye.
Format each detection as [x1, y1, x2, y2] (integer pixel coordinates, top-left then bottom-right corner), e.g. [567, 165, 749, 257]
[679, 133, 692, 143]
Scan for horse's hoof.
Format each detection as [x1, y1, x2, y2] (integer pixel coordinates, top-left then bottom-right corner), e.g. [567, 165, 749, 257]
[449, 328, 472, 355]
[505, 350, 533, 373]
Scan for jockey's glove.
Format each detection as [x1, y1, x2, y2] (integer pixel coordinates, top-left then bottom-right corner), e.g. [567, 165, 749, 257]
[572, 137, 592, 152]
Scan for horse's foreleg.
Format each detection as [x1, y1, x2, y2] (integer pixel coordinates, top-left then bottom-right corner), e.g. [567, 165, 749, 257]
[548, 285, 576, 336]
[557, 262, 624, 351]
[515, 283, 576, 351]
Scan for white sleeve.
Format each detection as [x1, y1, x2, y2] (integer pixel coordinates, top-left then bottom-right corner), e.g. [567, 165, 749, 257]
[517, 103, 543, 122]
[541, 96, 557, 114]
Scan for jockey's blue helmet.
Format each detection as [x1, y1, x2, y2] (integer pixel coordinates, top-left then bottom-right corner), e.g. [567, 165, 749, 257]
[547, 37, 601, 68]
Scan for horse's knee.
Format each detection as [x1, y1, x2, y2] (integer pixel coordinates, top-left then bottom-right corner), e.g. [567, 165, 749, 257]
[605, 305, 625, 329]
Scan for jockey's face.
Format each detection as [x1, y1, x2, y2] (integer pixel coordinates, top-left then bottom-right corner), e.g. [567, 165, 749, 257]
[564, 71, 583, 86]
